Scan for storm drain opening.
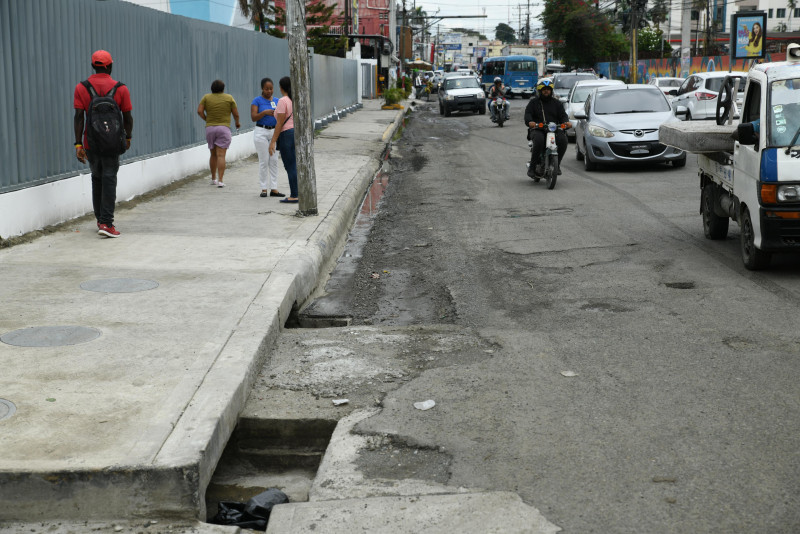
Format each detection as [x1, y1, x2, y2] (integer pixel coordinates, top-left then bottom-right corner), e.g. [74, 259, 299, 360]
[205, 417, 336, 523]
[284, 303, 352, 329]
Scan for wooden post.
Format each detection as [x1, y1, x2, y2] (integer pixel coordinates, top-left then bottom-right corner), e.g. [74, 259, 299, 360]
[287, 0, 318, 215]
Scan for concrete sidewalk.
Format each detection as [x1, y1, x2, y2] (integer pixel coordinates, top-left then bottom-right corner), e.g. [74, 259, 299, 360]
[0, 99, 405, 523]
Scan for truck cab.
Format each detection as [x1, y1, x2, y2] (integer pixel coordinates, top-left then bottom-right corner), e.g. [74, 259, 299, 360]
[659, 45, 800, 269]
[733, 60, 800, 267]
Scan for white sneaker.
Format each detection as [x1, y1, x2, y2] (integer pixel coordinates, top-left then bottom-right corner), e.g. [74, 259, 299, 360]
[210, 179, 218, 186]
[217, 182, 225, 188]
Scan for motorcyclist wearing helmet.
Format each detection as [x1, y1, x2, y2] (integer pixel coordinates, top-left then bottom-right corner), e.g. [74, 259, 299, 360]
[524, 79, 571, 177]
[488, 77, 509, 122]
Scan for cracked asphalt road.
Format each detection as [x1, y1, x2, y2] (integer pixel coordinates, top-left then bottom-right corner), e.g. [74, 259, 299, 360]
[266, 100, 800, 533]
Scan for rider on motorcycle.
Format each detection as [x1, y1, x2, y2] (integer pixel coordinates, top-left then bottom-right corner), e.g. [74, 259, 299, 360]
[524, 79, 571, 177]
[488, 77, 510, 122]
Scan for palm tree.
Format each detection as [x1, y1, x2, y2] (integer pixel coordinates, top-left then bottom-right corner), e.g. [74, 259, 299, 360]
[238, 0, 271, 32]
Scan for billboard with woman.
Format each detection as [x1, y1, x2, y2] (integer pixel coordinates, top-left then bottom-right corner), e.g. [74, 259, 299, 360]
[732, 12, 767, 59]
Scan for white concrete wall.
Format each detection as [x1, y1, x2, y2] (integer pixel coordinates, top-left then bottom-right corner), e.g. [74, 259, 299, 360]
[0, 135, 255, 239]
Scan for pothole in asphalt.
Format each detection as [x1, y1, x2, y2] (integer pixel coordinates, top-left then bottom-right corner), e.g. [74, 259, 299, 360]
[664, 282, 695, 289]
[580, 301, 634, 313]
[0, 399, 17, 421]
[356, 435, 451, 484]
[0, 326, 101, 347]
[80, 278, 159, 293]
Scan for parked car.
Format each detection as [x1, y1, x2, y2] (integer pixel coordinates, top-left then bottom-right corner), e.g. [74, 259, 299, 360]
[552, 72, 598, 100]
[648, 76, 684, 98]
[574, 84, 688, 170]
[564, 79, 624, 140]
[670, 71, 747, 120]
[438, 75, 486, 116]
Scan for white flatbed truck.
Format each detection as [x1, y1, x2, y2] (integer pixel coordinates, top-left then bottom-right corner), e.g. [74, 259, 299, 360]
[660, 47, 800, 270]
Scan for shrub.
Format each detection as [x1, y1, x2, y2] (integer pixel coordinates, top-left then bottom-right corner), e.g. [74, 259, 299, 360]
[384, 87, 403, 106]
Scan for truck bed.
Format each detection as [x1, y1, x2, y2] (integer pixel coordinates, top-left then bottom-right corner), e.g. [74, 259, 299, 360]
[659, 121, 738, 154]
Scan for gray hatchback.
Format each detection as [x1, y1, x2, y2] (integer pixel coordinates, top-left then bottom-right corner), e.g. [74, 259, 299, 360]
[574, 85, 688, 171]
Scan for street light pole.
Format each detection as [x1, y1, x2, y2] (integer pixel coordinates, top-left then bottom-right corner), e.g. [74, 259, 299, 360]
[287, 0, 318, 215]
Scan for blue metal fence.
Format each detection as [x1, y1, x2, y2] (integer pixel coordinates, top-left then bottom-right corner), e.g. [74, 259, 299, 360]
[0, 0, 358, 193]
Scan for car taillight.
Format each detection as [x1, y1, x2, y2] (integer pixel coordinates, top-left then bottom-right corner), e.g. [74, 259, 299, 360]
[696, 91, 716, 101]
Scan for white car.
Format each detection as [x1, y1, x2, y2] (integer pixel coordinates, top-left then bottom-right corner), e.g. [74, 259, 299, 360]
[438, 76, 486, 116]
[648, 76, 684, 99]
[670, 71, 747, 120]
[564, 79, 624, 140]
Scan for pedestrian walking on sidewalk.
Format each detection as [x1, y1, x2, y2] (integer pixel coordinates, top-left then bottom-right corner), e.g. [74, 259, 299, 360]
[251, 78, 284, 198]
[73, 49, 133, 238]
[197, 80, 240, 188]
[268, 76, 298, 204]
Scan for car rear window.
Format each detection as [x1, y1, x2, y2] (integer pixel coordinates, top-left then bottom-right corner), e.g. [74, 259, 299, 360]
[554, 74, 596, 90]
[659, 79, 682, 87]
[706, 77, 746, 93]
[594, 89, 670, 114]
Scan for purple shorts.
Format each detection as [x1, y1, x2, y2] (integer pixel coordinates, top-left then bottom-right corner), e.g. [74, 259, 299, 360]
[205, 126, 232, 149]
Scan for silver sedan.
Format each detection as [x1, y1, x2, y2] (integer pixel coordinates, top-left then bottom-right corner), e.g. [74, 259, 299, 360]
[574, 85, 688, 170]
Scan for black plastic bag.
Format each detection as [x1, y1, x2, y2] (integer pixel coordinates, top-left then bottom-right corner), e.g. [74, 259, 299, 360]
[209, 489, 289, 531]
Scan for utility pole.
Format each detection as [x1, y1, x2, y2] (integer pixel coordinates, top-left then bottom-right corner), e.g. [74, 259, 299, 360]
[680, 0, 691, 77]
[287, 0, 318, 215]
[401, 0, 406, 75]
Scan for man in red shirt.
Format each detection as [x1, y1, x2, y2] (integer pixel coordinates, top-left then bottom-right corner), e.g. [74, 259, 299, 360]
[73, 50, 133, 238]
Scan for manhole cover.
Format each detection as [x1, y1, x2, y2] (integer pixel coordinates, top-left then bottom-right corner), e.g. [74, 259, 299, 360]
[0, 399, 16, 421]
[80, 278, 159, 293]
[0, 326, 101, 347]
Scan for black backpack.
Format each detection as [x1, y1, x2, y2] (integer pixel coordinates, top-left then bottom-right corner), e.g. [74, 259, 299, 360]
[81, 80, 127, 156]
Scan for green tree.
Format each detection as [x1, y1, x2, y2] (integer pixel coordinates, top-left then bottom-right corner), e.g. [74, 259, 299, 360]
[451, 27, 488, 40]
[495, 23, 517, 44]
[650, 0, 669, 30]
[637, 26, 671, 54]
[263, 0, 348, 56]
[540, 0, 627, 66]
[238, 0, 271, 32]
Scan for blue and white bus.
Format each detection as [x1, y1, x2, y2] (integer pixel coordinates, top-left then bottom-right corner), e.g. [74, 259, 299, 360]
[480, 55, 539, 98]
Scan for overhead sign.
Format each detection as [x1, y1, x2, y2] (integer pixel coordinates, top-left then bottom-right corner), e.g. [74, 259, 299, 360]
[731, 11, 766, 59]
[474, 47, 487, 58]
[442, 44, 462, 51]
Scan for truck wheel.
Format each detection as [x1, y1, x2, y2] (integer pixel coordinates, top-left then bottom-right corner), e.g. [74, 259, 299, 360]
[576, 143, 584, 161]
[673, 155, 686, 168]
[740, 208, 771, 270]
[702, 185, 729, 240]
[479, 106, 486, 115]
[445, 106, 451, 117]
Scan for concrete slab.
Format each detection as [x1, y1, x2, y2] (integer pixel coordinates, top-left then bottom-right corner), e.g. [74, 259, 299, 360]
[0, 99, 406, 521]
[266, 492, 561, 534]
[659, 121, 738, 153]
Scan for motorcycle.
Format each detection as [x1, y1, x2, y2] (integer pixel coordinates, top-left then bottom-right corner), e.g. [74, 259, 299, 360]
[527, 122, 566, 190]
[490, 94, 509, 127]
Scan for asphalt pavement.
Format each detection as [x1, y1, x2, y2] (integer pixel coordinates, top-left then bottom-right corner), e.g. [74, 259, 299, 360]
[0, 99, 404, 526]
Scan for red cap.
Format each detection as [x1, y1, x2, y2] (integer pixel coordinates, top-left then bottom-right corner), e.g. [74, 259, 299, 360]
[91, 50, 113, 67]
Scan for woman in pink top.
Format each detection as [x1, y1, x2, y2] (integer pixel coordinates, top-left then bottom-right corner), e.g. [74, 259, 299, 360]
[268, 76, 298, 203]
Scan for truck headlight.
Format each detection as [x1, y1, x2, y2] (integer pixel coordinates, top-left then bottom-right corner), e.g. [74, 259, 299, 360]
[588, 124, 614, 138]
[778, 184, 800, 202]
[446, 94, 454, 101]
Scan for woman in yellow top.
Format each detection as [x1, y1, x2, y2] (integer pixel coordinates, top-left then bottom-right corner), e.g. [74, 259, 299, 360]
[744, 22, 763, 57]
[197, 79, 240, 188]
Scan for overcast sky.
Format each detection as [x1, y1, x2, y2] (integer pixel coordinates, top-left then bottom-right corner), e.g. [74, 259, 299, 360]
[410, 0, 545, 40]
